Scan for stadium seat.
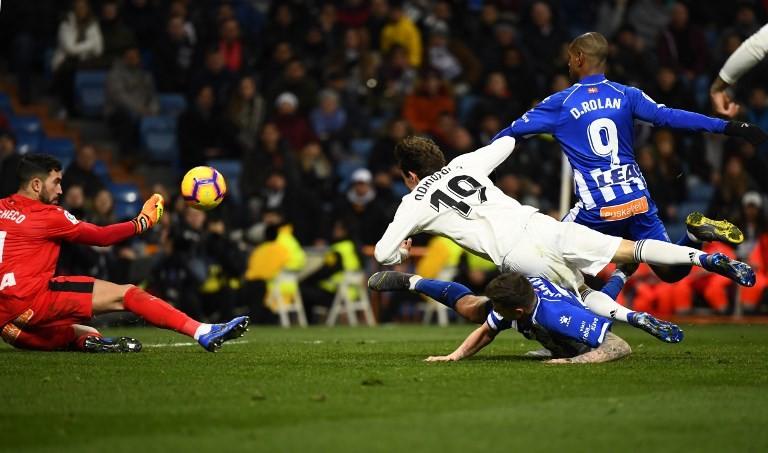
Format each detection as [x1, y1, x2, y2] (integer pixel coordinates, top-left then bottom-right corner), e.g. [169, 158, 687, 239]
[267, 272, 308, 328]
[207, 159, 242, 204]
[40, 137, 76, 161]
[109, 182, 141, 220]
[350, 138, 374, 161]
[325, 271, 376, 327]
[10, 115, 42, 135]
[74, 70, 107, 118]
[158, 93, 188, 117]
[15, 131, 42, 154]
[140, 115, 178, 164]
[92, 159, 111, 184]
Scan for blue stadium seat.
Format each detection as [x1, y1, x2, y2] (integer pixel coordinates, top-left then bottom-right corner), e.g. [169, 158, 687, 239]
[15, 131, 42, 154]
[109, 182, 141, 221]
[40, 137, 76, 162]
[158, 93, 188, 117]
[74, 70, 108, 117]
[140, 115, 178, 164]
[92, 159, 111, 184]
[350, 138, 374, 161]
[0, 93, 12, 116]
[207, 159, 242, 203]
[10, 115, 42, 135]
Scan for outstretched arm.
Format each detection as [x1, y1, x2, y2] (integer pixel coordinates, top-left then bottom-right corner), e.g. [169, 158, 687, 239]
[50, 194, 164, 246]
[545, 331, 631, 364]
[629, 87, 767, 145]
[425, 322, 497, 362]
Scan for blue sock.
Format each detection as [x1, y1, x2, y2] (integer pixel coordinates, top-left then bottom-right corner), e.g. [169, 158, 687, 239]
[414, 279, 474, 309]
[600, 275, 626, 301]
[627, 312, 638, 325]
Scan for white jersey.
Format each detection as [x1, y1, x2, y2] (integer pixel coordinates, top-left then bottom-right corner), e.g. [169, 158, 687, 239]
[374, 137, 538, 266]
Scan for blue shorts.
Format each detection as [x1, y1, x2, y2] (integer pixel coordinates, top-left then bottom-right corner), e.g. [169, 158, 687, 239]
[563, 202, 671, 243]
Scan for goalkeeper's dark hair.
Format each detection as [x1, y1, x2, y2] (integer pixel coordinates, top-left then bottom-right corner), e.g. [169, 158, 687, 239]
[569, 32, 609, 65]
[17, 154, 62, 187]
[485, 272, 536, 311]
[394, 136, 446, 179]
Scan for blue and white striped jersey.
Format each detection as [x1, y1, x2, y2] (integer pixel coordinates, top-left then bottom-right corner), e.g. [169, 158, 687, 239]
[486, 276, 612, 348]
[494, 74, 726, 211]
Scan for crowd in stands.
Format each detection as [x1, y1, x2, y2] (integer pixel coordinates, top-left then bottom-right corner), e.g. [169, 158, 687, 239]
[0, 0, 767, 321]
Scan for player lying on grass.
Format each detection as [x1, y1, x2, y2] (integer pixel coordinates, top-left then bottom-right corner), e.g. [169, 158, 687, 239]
[374, 135, 755, 343]
[369, 269, 639, 363]
[0, 154, 249, 353]
[492, 31, 767, 284]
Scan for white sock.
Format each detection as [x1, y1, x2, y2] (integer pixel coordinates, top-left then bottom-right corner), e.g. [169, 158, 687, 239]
[633, 239, 705, 267]
[409, 275, 423, 290]
[612, 268, 628, 283]
[583, 289, 632, 322]
[193, 324, 212, 340]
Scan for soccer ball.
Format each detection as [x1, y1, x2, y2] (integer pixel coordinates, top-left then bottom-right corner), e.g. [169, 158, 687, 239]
[180, 166, 227, 210]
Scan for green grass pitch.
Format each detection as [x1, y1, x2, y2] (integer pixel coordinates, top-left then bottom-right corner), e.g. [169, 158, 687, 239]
[2, 324, 767, 452]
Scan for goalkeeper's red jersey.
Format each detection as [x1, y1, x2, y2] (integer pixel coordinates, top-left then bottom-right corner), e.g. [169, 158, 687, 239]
[0, 194, 135, 326]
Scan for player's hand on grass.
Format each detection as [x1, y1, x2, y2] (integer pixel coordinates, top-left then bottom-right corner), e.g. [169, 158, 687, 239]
[724, 121, 768, 145]
[132, 193, 164, 234]
[544, 358, 574, 364]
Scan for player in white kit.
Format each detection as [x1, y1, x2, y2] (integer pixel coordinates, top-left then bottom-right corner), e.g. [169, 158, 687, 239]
[374, 136, 756, 342]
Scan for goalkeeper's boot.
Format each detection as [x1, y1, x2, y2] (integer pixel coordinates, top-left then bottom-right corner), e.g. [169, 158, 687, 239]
[197, 316, 250, 352]
[368, 271, 415, 291]
[83, 335, 142, 353]
[629, 312, 684, 344]
[686, 212, 744, 245]
[700, 253, 756, 287]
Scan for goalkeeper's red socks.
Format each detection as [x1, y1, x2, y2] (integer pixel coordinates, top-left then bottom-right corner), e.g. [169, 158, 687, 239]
[124, 286, 209, 338]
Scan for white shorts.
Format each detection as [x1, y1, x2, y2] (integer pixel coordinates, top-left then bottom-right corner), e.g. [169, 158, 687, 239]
[500, 213, 622, 292]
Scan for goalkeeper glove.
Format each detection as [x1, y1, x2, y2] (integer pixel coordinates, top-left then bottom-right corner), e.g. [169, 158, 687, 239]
[132, 193, 164, 234]
[724, 121, 768, 145]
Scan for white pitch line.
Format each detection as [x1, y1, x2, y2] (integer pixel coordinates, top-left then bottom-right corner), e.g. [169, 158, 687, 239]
[143, 339, 252, 348]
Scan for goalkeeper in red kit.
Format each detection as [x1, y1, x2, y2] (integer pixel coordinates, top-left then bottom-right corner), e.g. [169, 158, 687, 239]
[0, 154, 249, 352]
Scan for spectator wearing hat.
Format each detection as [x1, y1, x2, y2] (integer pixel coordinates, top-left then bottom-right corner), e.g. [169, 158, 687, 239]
[310, 89, 349, 145]
[272, 92, 315, 152]
[332, 168, 395, 247]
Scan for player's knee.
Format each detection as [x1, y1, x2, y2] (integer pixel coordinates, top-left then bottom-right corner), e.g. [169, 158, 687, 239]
[612, 240, 636, 263]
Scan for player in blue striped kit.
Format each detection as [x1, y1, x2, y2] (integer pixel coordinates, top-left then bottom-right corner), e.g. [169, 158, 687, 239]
[369, 269, 638, 363]
[493, 32, 768, 285]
